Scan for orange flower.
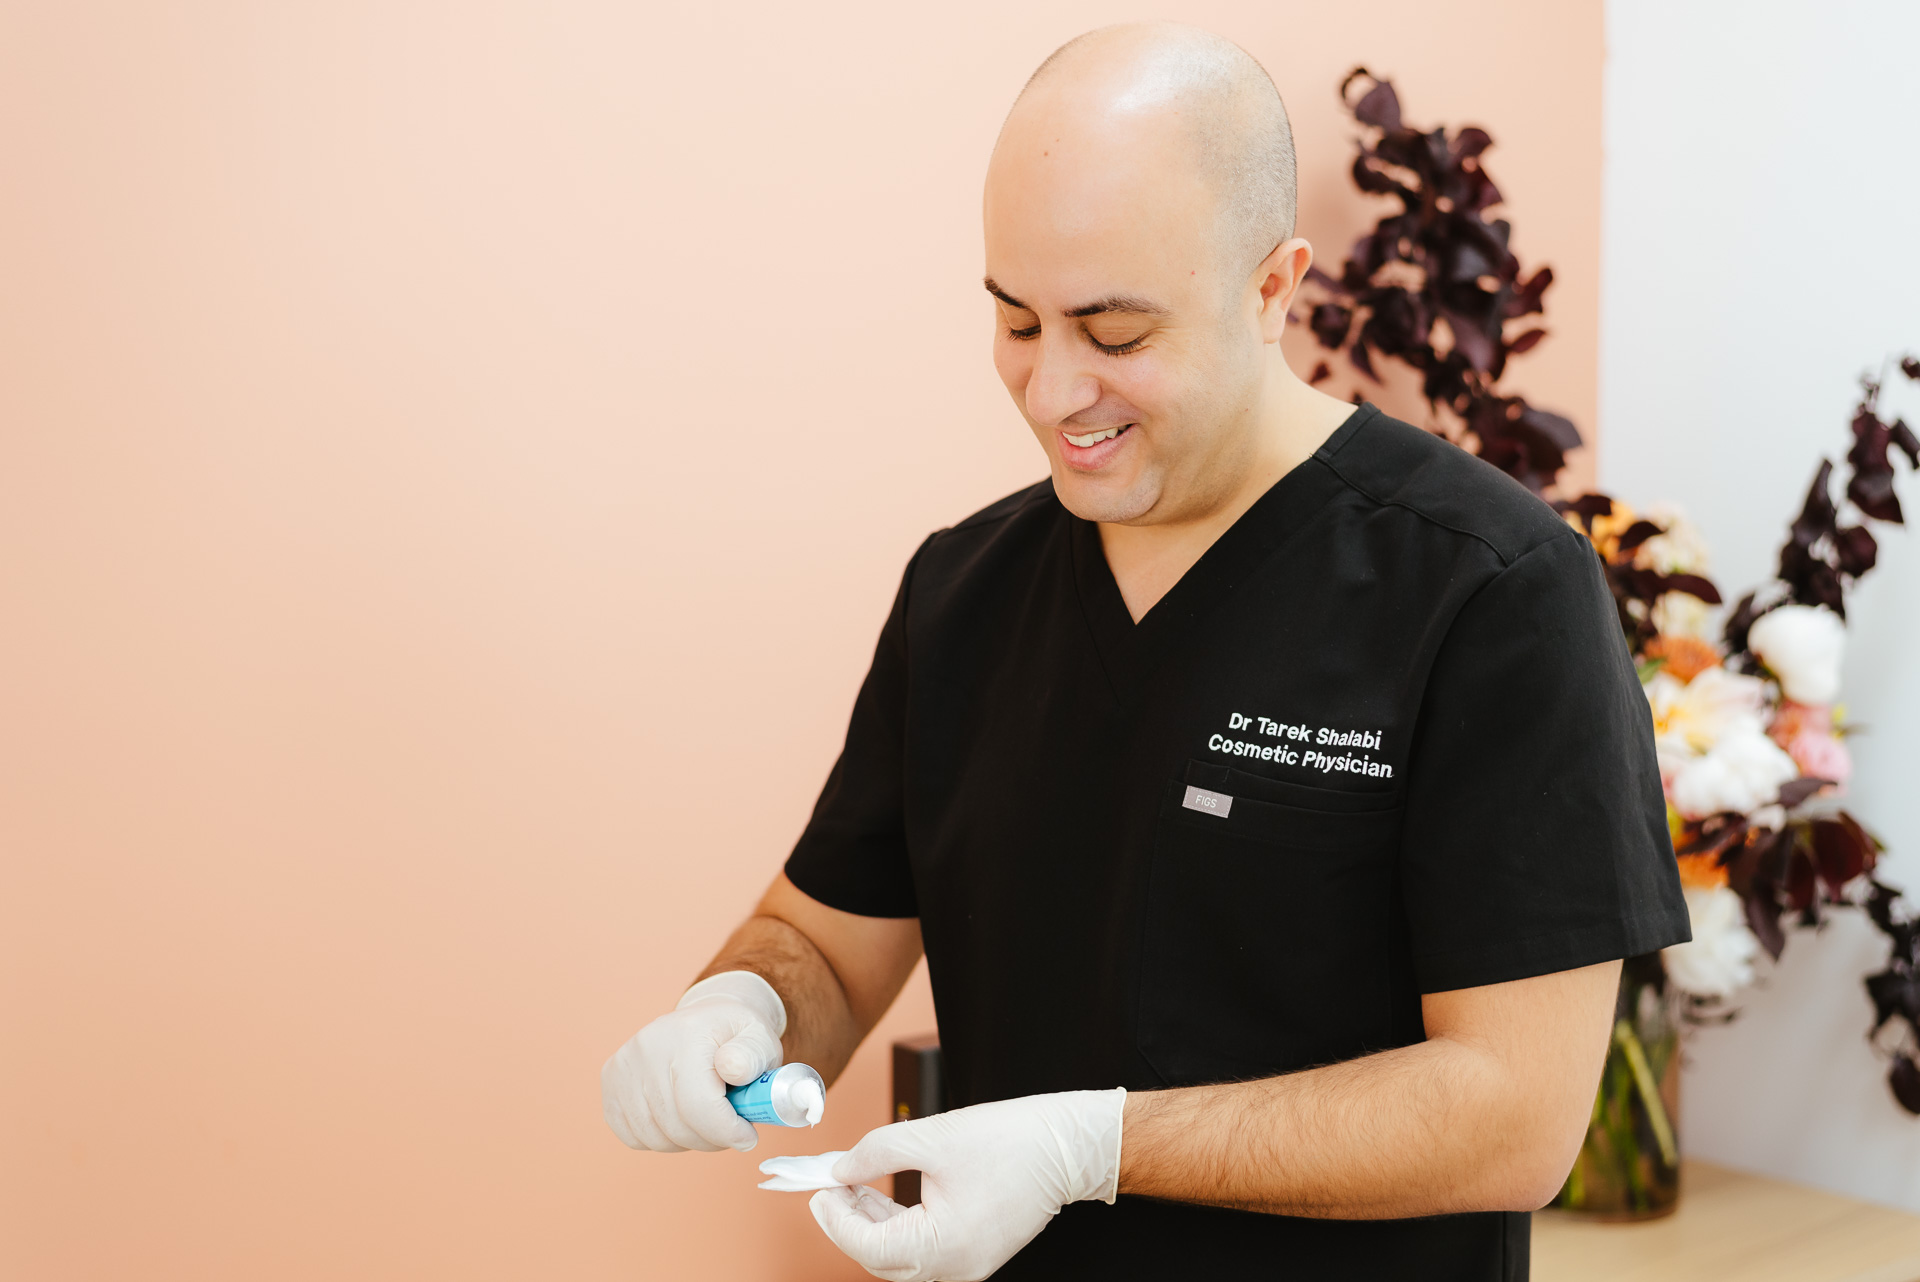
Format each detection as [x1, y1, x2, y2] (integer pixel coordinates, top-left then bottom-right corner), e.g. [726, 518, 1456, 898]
[1670, 804, 1729, 890]
[1644, 634, 1721, 683]
[1564, 498, 1640, 562]
[1675, 851, 1730, 890]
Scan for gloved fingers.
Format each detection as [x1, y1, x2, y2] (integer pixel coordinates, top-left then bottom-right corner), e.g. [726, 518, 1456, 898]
[600, 1058, 644, 1149]
[622, 1095, 685, 1153]
[830, 1118, 934, 1188]
[602, 1092, 643, 1149]
[670, 1050, 758, 1152]
[810, 1186, 928, 1282]
[847, 1183, 907, 1223]
[711, 1014, 783, 1087]
[637, 1057, 722, 1153]
[601, 1054, 687, 1152]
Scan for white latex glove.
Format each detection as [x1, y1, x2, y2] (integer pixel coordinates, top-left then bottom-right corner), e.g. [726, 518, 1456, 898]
[600, 970, 787, 1153]
[808, 1088, 1126, 1282]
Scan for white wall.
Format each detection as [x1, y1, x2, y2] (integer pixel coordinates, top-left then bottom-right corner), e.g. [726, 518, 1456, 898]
[1601, 0, 1920, 1210]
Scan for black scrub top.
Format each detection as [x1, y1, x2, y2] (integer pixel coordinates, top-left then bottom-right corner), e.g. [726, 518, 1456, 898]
[786, 405, 1690, 1281]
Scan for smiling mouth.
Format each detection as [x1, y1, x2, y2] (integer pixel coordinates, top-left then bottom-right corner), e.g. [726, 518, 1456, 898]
[1063, 424, 1131, 448]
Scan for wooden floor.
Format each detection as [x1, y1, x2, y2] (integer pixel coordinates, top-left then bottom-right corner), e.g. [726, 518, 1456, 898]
[1534, 1160, 1920, 1282]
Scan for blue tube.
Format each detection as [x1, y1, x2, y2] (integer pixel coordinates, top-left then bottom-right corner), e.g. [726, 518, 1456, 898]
[727, 1063, 826, 1127]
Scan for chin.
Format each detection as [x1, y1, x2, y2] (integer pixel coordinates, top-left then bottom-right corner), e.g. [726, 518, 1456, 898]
[1050, 465, 1160, 525]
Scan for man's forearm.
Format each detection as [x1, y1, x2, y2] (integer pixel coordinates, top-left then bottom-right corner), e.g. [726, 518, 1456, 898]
[1119, 963, 1618, 1219]
[696, 914, 864, 1085]
[690, 873, 923, 1090]
[1119, 1039, 1543, 1217]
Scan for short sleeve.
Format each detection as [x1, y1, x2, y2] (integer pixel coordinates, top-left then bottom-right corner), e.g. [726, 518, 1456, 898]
[1400, 532, 1690, 993]
[782, 543, 925, 918]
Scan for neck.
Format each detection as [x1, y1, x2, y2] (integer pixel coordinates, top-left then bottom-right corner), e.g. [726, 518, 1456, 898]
[1098, 357, 1353, 622]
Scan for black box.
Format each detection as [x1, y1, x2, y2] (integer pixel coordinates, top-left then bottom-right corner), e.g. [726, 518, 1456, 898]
[889, 1033, 946, 1205]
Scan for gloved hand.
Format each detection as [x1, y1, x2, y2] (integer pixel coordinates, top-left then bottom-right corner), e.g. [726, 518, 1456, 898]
[808, 1088, 1126, 1282]
[600, 970, 787, 1153]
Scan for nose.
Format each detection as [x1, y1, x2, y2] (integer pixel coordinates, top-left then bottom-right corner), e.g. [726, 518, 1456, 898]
[1023, 332, 1102, 428]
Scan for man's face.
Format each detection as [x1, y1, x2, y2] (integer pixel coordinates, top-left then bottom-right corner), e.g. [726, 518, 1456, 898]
[983, 110, 1264, 526]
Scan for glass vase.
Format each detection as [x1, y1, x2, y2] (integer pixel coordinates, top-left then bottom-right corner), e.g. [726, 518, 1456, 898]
[1551, 954, 1680, 1220]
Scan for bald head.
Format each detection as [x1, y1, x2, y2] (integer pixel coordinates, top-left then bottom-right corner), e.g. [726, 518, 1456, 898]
[982, 24, 1324, 531]
[1006, 23, 1296, 273]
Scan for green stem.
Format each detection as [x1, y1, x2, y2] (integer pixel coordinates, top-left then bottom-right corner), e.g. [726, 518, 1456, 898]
[1564, 1144, 1586, 1206]
[1614, 1019, 1677, 1167]
[1609, 1055, 1646, 1208]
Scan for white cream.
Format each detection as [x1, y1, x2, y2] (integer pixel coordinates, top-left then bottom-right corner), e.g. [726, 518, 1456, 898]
[792, 1076, 825, 1126]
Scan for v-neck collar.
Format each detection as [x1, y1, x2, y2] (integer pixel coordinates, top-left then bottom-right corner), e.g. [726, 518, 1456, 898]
[1068, 403, 1378, 700]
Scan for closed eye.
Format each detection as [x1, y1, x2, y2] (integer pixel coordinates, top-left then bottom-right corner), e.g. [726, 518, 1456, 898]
[1090, 333, 1149, 356]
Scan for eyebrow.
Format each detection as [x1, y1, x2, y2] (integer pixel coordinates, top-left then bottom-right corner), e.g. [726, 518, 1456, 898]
[983, 278, 1171, 319]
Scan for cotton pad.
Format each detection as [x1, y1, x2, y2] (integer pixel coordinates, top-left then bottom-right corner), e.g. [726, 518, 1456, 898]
[757, 1151, 848, 1192]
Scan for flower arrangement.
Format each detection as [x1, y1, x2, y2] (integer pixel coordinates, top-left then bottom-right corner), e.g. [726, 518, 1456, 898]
[1303, 75, 1920, 1204]
[1540, 368, 1918, 1216]
[1565, 359, 1920, 1107]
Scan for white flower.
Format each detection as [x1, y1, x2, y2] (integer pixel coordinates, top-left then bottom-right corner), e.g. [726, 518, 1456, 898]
[1637, 505, 1712, 577]
[1747, 605, 1846, 705]
[1664, 885, 1759, 998]
[1668, 722, 1801, 819]
[1645, 666, 1768, 759]
[1652, 591, 1717, 640]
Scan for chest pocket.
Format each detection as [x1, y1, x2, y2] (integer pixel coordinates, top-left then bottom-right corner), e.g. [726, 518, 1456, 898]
[1135, 760, 1403, 1087]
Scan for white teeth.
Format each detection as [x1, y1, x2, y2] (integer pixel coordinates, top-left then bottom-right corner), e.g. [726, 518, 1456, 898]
[1065, 427, 1123, 448]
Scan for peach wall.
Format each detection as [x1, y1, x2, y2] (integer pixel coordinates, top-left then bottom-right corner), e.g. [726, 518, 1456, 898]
[0, 3, 1599, 1278]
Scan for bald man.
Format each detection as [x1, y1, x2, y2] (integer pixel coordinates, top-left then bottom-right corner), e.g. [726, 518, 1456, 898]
[602, 23, 1688, 1281]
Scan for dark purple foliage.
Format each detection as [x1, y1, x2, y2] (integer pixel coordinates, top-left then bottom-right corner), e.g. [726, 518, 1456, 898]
[1626, 353, 1918, 1112]
[1713, 354, 1920, 1113]
[1718, 815, 1880, 961]
[1866, 878, 1920, 1114]
[1736, 359, 1920, 632]
[1304, 70, 1579, 493]
[1556, 500, 1724, 654]
[1326, 62, 1920, 1112]
[1892, 1056, 1920, 1114]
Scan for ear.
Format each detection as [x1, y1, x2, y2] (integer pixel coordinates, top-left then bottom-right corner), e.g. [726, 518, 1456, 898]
[1251, 238, 1314, 344]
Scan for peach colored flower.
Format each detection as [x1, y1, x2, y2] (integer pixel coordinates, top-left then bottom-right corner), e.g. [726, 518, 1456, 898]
[1787, 730, 1852, 788]
[1769, 699, 1832, 749]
